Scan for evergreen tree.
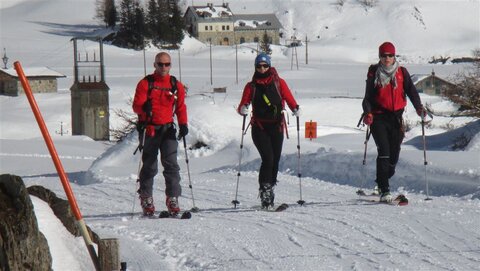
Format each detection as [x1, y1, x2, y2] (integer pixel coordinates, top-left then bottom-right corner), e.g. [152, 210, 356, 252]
[95, 0, 117, 28]
[117, 0, 144, 49]
[145, 0, 158, 42]
[104, 0, 117, 29]
[132, 1, 146, 49]
[156, 0, 171, 47]
[260, 31, 272, 55]
[168, 1, 185, 47]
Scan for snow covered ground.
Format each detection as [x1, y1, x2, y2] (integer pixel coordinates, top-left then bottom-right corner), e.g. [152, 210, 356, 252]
[1, 0, 479, 270]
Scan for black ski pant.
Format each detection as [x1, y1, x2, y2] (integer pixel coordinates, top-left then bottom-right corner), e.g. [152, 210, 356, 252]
[251, 123, 284, 189]
[139, 124, 181, 198]
[370, 113, 404, 193]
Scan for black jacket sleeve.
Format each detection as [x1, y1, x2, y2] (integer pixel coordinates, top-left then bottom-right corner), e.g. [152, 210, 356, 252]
[362, 64, 377, 113]
[401, 67, 423, 110]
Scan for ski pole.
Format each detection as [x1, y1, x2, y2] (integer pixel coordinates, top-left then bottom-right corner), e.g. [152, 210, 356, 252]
[131, 130, 146, 218]
[421, 109, 432, 201]
[182, 136, 199, 212]
[357, 126, 371, 196]
[232, 115, 248, 208]
[296, 116, 305, 206]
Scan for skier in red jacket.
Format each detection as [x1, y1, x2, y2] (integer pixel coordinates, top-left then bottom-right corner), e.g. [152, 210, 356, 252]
[237, 53, 301, 209]
[362, 42, 425, 202]
[133, 52, 188, 216]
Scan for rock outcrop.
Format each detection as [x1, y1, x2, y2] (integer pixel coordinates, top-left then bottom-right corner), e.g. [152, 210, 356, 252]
[0, 174, 52, 271]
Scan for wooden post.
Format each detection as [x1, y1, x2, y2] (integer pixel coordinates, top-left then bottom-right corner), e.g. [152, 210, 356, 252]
[99, 238, 120, 271]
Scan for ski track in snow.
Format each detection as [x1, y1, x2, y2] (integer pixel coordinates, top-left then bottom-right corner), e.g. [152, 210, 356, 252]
[28, 162, 480, 271]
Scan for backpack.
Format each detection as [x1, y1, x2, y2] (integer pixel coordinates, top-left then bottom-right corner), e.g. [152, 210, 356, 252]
[145, 74, 177, 98]
[145, 74, 178, 116]
[250, 73, 284, 122]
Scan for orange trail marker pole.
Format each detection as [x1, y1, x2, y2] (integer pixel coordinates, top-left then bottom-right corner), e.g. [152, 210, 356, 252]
[14, 61, 101, 271]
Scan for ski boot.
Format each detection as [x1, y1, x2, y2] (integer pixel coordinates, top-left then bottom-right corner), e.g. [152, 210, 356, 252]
[259, 183, 275, 209]
[140, 195, 155, 216]
[372, 185, 380, 196]
[166, 196, 180, 215]
[379, 191, 393, 203]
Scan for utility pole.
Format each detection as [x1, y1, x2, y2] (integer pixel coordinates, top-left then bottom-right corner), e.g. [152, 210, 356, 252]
[209, 40, 213, 85]
[178, 49, 182, 82]
[235, 43, 238, 84]
[305, 35, 309, 65]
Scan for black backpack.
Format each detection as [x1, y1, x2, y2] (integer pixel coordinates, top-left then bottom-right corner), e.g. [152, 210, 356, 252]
[145, 74, 177, 98]
[250, 76, 283, 122]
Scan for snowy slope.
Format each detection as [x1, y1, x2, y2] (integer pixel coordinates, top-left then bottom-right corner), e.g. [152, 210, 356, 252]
[1, 0, 480, 270]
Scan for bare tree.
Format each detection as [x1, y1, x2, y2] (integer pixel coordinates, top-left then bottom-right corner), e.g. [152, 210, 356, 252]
[443, 49, 480, 118]
[110, 107, 137, 142]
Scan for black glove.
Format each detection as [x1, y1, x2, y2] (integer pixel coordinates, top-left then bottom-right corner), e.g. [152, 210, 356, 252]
[142, 100, 152, 117]
[178, 124, 188, 139]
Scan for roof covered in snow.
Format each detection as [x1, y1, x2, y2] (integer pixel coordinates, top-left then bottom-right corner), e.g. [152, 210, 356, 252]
[234, 14, 282, 30]
[186, 3, 234, 22]
[0, 67, 65, 78]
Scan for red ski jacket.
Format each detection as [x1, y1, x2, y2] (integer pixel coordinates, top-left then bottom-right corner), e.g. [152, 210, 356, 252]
[362, 64, 422, 115]
[133, 73, 187, 125]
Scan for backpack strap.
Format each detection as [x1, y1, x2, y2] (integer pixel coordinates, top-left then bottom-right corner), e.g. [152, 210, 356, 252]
[170, 75, 178, 117]
[145, 74, 155, 98]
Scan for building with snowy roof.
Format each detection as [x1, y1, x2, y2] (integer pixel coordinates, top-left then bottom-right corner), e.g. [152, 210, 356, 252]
[184, 3, 282, 46]
[0, 67, 65, 96]
[411, 71, 455, 96]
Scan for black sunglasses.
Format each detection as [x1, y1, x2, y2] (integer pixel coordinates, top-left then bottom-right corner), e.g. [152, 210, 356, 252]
[256, 64, 270, 69]
[380, 54, 395, 58]
[156, 62, 171, 67]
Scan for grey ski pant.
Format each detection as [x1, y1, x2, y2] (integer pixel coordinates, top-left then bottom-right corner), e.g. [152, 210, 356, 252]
[139, 125, 181, 198]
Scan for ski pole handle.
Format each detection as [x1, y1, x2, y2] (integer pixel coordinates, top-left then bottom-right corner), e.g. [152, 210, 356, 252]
[241, 115, 247, 131]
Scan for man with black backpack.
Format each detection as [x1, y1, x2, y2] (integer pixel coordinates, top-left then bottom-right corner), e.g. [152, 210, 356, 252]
[362, 42, 425, 203]
[132, 52, 188, 216]
[237, 53, 301, 209]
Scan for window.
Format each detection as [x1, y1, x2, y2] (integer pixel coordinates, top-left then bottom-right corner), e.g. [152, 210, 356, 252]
[240, 37, 245, 44]
[209, 26, 212, 30]
[227, 25, 230, 30]
[222, 25, 225, 31]
[205, 26, 208, 31]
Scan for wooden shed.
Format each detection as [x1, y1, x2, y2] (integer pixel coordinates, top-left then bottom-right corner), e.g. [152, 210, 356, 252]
[0, 67, 65, 96]
[411, 71, 455, 96]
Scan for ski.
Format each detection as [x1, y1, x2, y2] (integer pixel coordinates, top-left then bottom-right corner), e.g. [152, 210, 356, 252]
[358, 194, 409, 206]
[260, 203, 289, 212]
[274, 203, 289, 212]
[159, 210, 192, 219]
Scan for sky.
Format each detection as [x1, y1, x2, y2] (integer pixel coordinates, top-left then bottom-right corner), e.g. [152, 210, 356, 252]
[1, 0, 479, 270]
